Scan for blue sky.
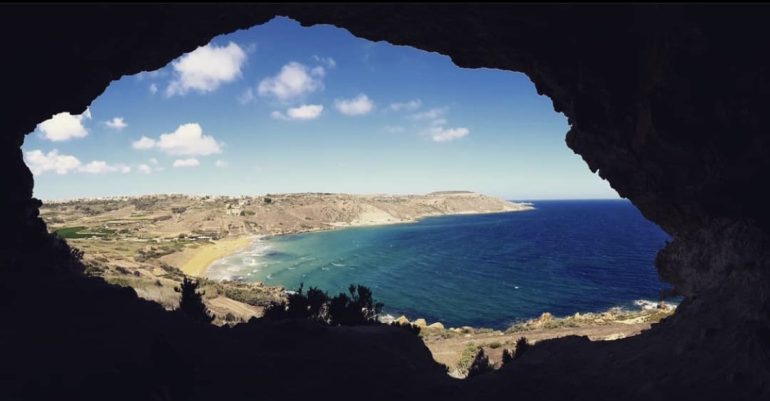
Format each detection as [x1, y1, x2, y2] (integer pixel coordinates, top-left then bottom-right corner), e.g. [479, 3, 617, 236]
[22, 17, 618, 201]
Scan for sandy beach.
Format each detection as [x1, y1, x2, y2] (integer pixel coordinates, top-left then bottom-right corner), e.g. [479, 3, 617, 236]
[167, 236, 255, 277]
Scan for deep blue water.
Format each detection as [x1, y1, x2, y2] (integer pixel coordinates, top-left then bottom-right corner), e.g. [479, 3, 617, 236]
[207, 200, 671, 329]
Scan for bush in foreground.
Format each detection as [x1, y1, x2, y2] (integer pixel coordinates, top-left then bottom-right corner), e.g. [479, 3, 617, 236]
[264, 283, 383, 326]
[175, 277, 213, 324]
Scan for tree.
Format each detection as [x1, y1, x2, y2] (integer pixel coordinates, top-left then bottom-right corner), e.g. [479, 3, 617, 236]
[514, 337, 530, 360]
[328, 284, 383, 326]
[263, 283, 383, 326]
[467, 348, 494, 378]
[175, 277, 213, 324]
[263, 283, 330, 322]
[305, 286, 329, 321]
[501, 348, 514, 365]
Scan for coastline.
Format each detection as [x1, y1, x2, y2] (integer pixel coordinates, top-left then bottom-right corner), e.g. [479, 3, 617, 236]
[202, 207, 537, 277]
[277, 206, 537, 238]
[167, 236, 256, 277]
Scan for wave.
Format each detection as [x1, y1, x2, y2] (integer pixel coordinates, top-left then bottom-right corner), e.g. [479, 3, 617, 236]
[633, 299, 679, 311]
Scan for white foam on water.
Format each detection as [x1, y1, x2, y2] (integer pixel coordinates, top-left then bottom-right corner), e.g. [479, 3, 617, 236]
[634, 299, 678, 311]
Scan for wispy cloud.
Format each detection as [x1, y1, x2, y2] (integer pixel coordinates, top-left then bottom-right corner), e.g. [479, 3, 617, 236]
[238, 88, 255, 104]
[271, 104, 324, 121]
[389, 99, 422, 112]
[105, 117, 127, 130]
[411, 106, 469, 143]
[173, 158, 200, 168]
[412, 107, 447, 121]
[427, 127, 469, 142]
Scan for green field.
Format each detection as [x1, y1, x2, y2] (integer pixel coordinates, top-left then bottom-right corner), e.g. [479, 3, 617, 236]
[54, 226, 115, 239]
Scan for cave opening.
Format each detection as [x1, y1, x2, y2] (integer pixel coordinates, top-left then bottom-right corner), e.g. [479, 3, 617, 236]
[20, 16, 675, 376]
[4, 5, 770, 399]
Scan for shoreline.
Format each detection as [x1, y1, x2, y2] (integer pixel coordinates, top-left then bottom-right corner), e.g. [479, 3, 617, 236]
[166, 236, 257, 277]
[200, 207, 536, 277]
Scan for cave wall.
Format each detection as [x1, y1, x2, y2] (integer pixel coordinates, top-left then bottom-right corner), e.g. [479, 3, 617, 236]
[3, 4, 770, 399]
[4, 5, 770, 298]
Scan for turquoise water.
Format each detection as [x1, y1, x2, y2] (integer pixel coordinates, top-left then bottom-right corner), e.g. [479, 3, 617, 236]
[207, 200, 671, 329]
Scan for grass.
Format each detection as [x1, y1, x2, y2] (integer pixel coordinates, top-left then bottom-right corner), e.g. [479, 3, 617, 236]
[54, 226, 116, 239]
[54, 226, 89, 238]
[455, 343, 480, 376]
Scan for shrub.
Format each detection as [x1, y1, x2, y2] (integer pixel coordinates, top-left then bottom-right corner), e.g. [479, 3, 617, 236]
[392, 321, 421, 335]
[501, 348, 514, 365]
[175, 277, 213, 324]
[262, 301, 289, 320]
[328, 285, 383, 326]
[489, 341, 502, 349]
[514, 337, 530, 360]
[467, 348, 494, 378]
[263, 283, 383, 327]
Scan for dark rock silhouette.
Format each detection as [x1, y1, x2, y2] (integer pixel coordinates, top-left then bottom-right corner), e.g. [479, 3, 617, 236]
[1, 4, 770, 400]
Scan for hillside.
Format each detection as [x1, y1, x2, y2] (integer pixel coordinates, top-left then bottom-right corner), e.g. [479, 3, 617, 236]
[39, 192, 532, 324]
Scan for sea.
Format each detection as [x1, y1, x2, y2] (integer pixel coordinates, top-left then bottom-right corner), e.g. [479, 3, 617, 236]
[206, 200, 672, 329]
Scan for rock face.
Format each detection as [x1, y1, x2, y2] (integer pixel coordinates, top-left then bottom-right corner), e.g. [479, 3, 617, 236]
[2, 4, 770, 400]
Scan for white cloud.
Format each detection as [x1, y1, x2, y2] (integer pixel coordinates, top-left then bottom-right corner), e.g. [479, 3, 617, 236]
[24, 150, 81, 175]
[37, 108, 92, 141]
[105, 117, 127, 130]
[132, 136, 156, 150]
[428, 126, 470, 142]
[149, 83, 158, 94]
[238, 88, 255, 104]
[334, 94, 374, 116]
[215, 160, 229, 168]
[78, 161, 131, 174]
[390, 99, 422, 112]
[24, 150, 133, 175]
[134, 123, 222, 156]
[258, 62, 323, 101]
[272, 104, 324, 121]
[173, 158, 200, 168]
[149, 158, 158, 165]
[165, 42, 246, 97]
[137, 164, 152, 174]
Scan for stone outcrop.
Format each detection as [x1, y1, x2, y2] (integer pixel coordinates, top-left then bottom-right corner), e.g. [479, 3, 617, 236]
[2, 4, 770, 400]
